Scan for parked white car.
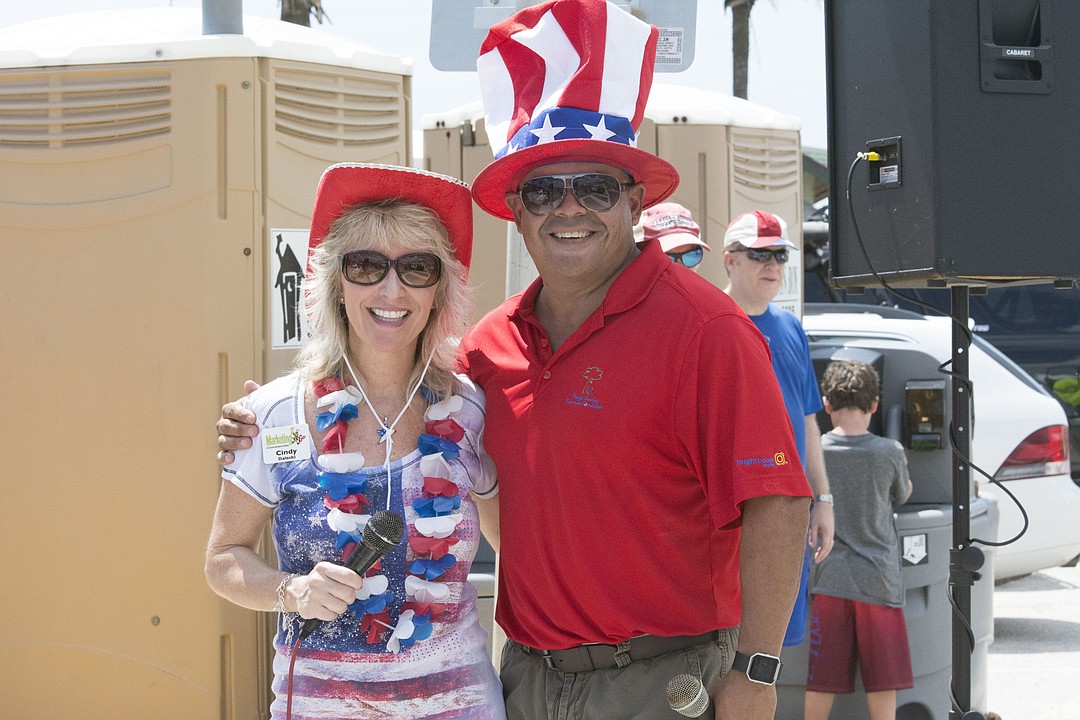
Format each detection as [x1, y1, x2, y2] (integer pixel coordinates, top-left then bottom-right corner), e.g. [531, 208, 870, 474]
[803, 304, 1080, 581]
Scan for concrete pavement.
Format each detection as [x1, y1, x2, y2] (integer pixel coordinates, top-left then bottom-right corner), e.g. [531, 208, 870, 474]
[986, 566, 1080, 719]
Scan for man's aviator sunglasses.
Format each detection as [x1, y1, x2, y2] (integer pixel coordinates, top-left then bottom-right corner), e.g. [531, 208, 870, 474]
[517, 173, 634, 216]
[341, 250, 442, 288]
[731, 246, 790, 264]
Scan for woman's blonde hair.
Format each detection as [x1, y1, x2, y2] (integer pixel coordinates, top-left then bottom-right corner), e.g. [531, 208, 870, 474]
[293, 199, 472, 399]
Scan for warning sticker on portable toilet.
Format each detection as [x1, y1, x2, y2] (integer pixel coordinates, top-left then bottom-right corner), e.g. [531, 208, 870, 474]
[902, 533, 928, 566]
[270, 229, 309, 349]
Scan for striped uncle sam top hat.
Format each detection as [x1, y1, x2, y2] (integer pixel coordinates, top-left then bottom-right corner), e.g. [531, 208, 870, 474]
[471, 0, 680, 220]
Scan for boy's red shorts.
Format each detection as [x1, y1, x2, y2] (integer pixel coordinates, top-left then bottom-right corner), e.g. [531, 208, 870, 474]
[806, 593, 914, 693]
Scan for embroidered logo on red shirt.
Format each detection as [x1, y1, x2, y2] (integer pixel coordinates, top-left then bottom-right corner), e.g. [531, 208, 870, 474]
[581, 366, 604, 395]
[565, 366, 605, 410]
[736, 451, 789, 468]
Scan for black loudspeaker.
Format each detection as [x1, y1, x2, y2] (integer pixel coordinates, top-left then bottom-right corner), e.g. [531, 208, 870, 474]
[825, 0, 1080, 288]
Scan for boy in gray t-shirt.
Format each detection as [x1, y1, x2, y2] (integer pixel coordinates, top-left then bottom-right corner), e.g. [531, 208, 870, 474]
[805, 359, 913, 720]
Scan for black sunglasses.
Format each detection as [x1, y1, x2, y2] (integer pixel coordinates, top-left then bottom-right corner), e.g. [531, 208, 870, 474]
[667, 247, 704, 268]
[518, 173, 633, 216]
[732, 247, 790, 264]
[341, 250, 442, 288]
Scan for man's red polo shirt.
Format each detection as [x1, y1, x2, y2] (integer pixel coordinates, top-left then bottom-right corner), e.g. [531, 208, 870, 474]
[459, 242, 810, 650]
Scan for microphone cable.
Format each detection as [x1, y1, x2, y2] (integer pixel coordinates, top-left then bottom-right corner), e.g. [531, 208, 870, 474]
[285, 633, 302, 720]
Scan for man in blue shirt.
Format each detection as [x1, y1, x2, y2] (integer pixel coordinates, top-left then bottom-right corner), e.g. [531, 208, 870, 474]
[723, 210, 835, 647]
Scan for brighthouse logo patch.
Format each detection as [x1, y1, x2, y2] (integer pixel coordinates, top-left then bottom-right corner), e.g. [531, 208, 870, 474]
[737, 452, 789, 468]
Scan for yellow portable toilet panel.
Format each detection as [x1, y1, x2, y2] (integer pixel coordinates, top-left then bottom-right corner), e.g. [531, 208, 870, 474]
[0, 9, 411, 719]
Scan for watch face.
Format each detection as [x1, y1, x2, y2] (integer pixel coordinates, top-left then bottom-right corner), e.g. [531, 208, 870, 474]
[747, 654, 782, 684]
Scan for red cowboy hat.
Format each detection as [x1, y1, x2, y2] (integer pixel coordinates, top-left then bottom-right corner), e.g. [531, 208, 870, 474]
[309, 163, 473, 270]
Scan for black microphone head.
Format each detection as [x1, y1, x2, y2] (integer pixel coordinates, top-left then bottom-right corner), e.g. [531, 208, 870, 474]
[666, 674, 710, 718]
[363, 510, 405, 553]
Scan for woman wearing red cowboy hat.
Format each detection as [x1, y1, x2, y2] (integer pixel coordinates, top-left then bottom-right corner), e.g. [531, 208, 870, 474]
[206, 164, 505, 720]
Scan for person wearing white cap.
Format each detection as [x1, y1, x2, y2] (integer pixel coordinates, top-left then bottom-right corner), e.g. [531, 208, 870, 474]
[637, 201, 711, 271]
[723, 209, 836, 651]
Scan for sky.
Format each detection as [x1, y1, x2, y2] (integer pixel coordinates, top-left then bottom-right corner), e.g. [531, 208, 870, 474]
[3, 0, 828, 149]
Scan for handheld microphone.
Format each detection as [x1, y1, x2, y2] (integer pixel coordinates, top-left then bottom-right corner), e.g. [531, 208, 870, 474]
[297, 510, 406, 642]
[666, 674, 713, 718]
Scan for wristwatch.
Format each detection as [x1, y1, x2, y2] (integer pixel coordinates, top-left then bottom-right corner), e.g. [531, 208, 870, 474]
[815, 493, 834, 504]
[731, 651, 782, 685]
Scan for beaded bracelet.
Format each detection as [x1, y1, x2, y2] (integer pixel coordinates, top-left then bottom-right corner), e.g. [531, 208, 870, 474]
[273, 573, 299, 613]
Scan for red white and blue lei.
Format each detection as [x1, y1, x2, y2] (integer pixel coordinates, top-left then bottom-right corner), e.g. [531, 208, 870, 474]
[312, 377, 468, 652]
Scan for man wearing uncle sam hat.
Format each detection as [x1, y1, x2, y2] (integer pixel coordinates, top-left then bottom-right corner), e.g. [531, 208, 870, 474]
[458, 1, 812, 718]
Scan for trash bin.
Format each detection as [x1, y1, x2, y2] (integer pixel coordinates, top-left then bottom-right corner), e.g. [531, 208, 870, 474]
[775, 497, 998, 720]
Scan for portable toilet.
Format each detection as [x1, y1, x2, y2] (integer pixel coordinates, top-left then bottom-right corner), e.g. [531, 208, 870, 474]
[0, 8, 412, 718]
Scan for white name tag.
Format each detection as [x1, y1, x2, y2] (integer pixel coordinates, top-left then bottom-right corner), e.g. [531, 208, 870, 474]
[261, 423, 313, 464]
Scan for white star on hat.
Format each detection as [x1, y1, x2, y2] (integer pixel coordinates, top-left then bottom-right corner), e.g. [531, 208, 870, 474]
[583, 116, 616, 141]
[530, 115, 566, 144]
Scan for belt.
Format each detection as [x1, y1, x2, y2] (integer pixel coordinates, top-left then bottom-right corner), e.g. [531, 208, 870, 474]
[523, 630, 721, 673]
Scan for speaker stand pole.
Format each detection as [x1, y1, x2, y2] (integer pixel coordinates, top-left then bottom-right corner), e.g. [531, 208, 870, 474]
[949, 284, 986, 720]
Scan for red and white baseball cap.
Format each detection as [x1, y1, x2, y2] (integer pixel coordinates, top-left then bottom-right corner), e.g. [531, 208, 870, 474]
[470, 0, 679, 220]
[723, 210, 797, 250]
[639, 202, 710, 253]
